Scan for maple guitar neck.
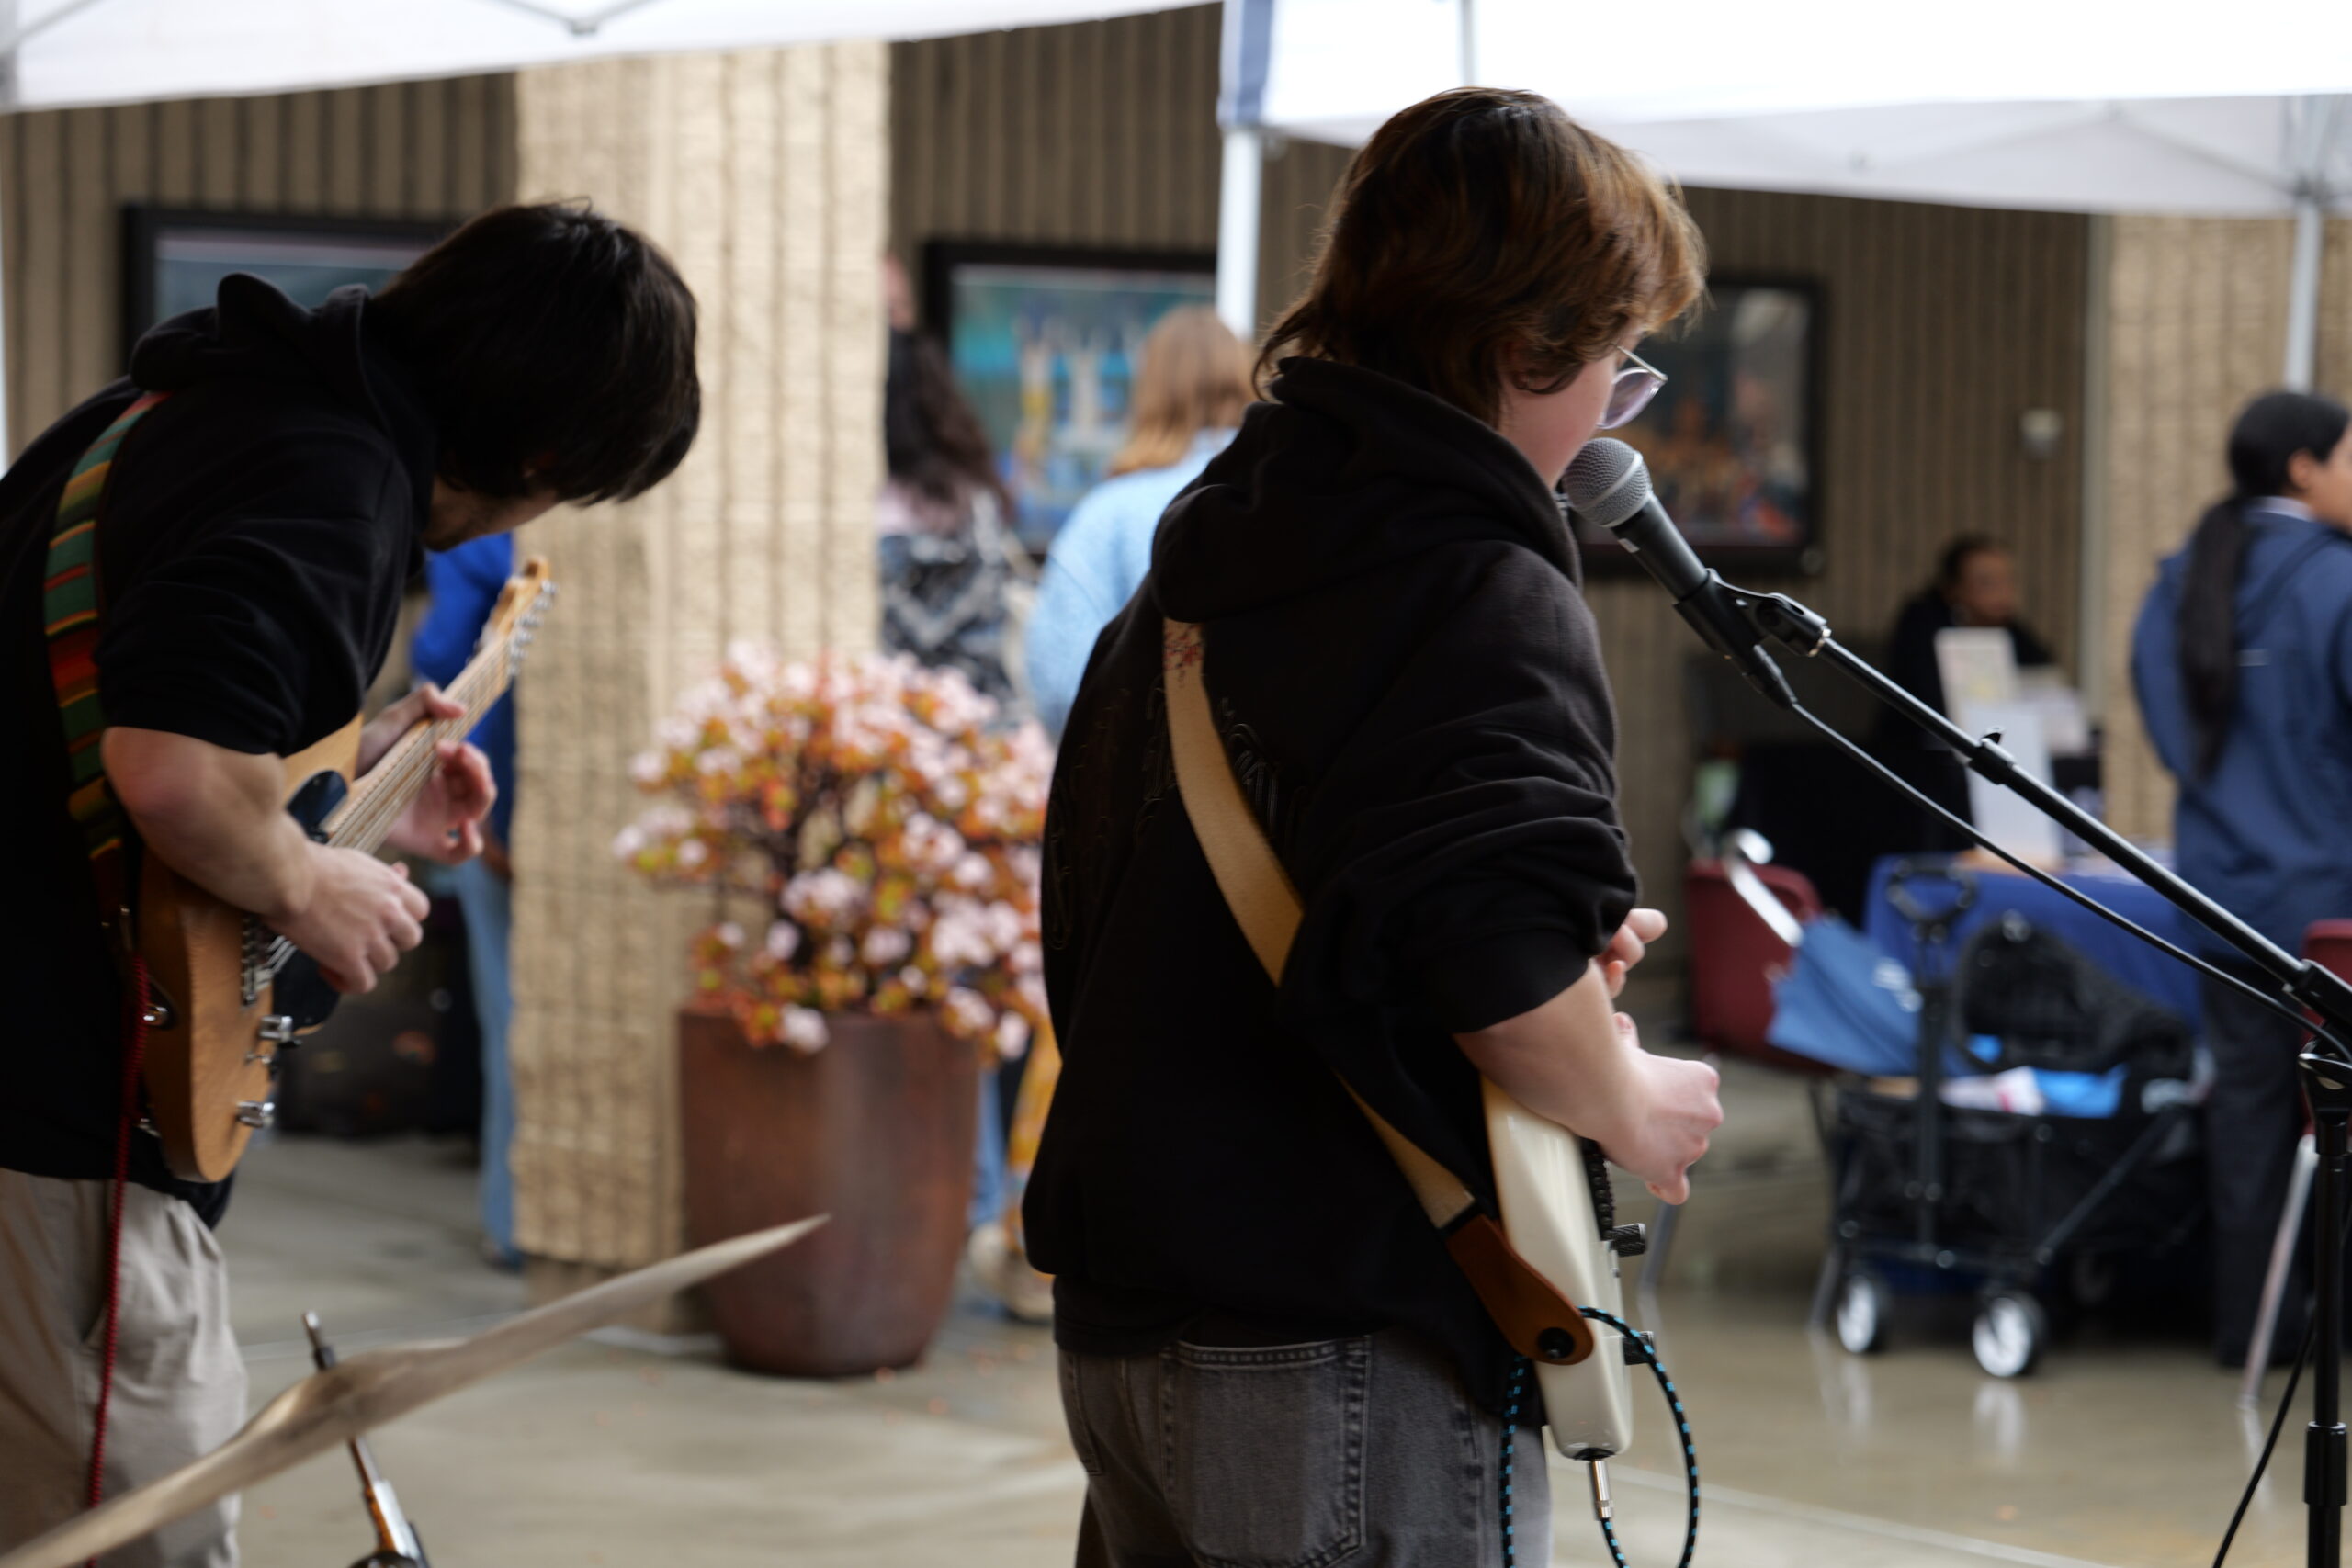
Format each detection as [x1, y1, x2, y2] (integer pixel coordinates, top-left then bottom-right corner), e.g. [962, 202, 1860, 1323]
[327, 645, 510, 856]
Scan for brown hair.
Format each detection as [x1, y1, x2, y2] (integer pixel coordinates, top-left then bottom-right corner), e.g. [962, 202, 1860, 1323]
[1108, 307, 1255, 477]
[1260, 87, 1705, 426]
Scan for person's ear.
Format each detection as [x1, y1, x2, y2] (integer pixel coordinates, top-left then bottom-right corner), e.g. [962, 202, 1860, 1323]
[2287, 448, 2324, 497]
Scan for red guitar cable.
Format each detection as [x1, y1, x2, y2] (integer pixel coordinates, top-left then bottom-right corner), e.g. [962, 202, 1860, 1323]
[85, 957, 152, 1556]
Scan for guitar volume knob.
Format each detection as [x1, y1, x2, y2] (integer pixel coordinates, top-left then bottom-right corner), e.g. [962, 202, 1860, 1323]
[1605, 1224, 1648, 1258]
[236, 1100, 277, 1130]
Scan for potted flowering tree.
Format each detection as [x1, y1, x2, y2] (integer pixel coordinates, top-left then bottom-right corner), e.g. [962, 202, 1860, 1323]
[617, 647, 1050, 1375]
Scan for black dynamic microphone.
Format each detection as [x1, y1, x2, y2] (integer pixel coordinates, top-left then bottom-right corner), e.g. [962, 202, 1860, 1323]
[1562, 438, 1794, 709]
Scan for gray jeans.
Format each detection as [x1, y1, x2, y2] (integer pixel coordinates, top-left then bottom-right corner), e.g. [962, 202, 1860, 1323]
[1059, 1328, 1551, 1568]
[0, 1169, 245, 1567]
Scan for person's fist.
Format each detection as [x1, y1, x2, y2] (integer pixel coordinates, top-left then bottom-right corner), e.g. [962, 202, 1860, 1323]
[1601, 908, 1668, 998]
[273, 846, 431, 994]
[1596, 1021, 1722, 1204]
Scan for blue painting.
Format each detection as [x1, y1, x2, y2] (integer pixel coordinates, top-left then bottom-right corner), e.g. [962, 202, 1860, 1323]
[944, 259, 1216, 551]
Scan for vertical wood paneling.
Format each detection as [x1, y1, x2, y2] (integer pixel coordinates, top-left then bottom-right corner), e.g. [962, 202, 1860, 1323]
[197, 97, 240, 208]
[508, 41, 888, 1270]
[0, 114, 19, 444]
[62, 110, 111, 405]
[1, 76, 518, 456]
[890, 13, 2090, 964]
[283, 92, 326, 210]
[238, 96, 283, 209]
[889, 4, 1221, 282]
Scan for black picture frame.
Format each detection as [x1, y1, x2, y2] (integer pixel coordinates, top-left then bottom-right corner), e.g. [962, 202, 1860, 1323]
[921, 239, 1219, 551]
[1576, 275, 1825, 579]
[120, 205, 455, 361]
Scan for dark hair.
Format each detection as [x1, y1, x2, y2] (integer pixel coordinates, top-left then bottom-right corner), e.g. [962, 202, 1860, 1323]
[1260, 86, 1705, 426]
[1936, 534, 2007, 593]
[884, 328, 1009, 516]
[2178, 389, 2352, 774]
[370, 202, 700, 504]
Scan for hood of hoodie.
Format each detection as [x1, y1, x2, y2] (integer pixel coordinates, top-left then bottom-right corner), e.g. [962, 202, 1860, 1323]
[2155, 502, 2351, 633]
[129, 274, 439, 532]
[1151, 357, 1579, 623]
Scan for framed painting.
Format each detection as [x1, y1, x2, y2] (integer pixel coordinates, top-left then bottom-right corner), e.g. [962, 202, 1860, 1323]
[1575, 276, 1823, 576]
[923, 241, 1218, 552]
[121, 206, 452, 356]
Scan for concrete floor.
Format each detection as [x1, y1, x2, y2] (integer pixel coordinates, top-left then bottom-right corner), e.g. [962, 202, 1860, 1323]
[213, 1059, 2310, 1568]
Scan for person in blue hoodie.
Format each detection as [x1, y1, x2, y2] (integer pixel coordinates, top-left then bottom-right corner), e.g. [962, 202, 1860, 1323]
[1024, 306, 1254, 739]
[2134, 389, 2352, 1367]
[413, 531, 521, 1269]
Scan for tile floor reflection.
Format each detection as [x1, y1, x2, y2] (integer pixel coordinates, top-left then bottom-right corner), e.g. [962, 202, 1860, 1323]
[210, 1055, 2296, 1568]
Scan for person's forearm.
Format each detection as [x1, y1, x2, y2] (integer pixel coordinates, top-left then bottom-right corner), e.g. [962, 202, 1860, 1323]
[1453, 962, 1640, 1144]
[102, 727, 316, 921]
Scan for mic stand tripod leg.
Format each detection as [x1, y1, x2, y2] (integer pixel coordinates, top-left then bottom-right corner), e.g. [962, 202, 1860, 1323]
[2305, 1055, 2352, 1568]
[2245, 1134, 2319, 1410]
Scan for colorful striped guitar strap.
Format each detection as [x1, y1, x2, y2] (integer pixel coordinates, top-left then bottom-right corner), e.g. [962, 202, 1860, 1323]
[42, 390, 171, 951]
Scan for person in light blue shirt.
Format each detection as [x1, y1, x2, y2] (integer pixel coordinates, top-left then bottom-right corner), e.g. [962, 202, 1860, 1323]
[2132, 388, 2352, 1367]
[1025, 307, 1255, 737]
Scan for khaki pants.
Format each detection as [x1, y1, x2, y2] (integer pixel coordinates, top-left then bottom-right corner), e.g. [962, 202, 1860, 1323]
[0, 1168, 244, 1567]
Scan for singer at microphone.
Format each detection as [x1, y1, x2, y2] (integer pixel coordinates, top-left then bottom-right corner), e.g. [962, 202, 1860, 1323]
[1565, 438, 1797, 708]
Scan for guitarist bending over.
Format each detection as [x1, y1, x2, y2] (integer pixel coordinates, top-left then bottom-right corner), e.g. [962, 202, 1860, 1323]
[0, 203, 699, 1566]
[1028, 91, 1722, 1567]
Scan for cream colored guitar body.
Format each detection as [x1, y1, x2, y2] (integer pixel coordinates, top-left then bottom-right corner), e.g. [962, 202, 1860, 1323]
[1486, 1083, 1637, 1461]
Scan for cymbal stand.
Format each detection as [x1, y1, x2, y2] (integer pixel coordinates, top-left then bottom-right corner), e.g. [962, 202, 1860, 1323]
[302, 1314, 429, 1568]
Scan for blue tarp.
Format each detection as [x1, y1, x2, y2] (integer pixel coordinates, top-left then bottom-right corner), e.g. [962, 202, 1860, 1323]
[1766, 916, 2132, 1117]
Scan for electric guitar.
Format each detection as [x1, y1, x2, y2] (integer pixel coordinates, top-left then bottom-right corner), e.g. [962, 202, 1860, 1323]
[136, 558, 555, 1182]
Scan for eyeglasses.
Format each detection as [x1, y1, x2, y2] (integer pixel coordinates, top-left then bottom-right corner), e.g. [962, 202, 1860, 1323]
[1600, 344, 1667, 431]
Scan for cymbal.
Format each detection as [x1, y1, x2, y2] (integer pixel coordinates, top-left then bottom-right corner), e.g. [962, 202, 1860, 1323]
[0, 1215, 826, 1568]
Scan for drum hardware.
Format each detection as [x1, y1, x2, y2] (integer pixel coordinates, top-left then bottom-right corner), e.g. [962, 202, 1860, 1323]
[0, 1213, 828, 1568]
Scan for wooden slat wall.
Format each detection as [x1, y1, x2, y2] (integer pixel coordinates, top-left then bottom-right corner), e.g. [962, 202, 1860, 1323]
[0, 76, 518, 457]
[509, 43, 890, 1271]
[892, 6, 2091, 969]
[890, 5, 1223, 256]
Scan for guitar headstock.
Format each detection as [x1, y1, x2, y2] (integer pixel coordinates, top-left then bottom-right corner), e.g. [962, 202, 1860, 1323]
[480, 557, 558, 674]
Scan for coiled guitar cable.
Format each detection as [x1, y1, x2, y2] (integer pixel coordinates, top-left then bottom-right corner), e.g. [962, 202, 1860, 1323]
[1500, 1149, 1700, 1568]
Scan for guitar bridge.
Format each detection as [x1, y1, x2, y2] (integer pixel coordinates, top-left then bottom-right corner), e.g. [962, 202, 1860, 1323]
[240, 916, 269, 1006]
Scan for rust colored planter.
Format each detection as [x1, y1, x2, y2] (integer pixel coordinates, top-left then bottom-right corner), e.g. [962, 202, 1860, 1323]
[679, 1006, 978, 1376]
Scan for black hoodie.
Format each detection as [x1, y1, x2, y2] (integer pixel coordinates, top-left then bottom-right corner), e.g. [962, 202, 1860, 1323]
[1026, 358, 1638, 1413]
[0, 276, 437, 1221]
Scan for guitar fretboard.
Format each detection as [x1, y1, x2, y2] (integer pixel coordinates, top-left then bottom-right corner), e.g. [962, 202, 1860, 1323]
[324, 646, 509, 857]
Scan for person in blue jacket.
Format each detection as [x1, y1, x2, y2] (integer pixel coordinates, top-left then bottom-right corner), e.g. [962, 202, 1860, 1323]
[2133, 389, 2352, 1366]
[412, 530, 522, 1267]
[1024, 306, 1254, 738]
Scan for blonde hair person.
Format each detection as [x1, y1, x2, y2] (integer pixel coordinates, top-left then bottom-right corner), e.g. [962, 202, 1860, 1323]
[1025, 307, 1256, 735]
[1105, 307, 1255, 477]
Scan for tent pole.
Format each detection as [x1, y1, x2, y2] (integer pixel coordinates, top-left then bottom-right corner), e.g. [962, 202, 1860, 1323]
[1216, 126, 1263, 342]
[2287, 188, 2324, 391]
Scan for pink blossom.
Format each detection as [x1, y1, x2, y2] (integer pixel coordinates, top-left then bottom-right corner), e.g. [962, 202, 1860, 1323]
[862, 926, 913, 967]
[994, 1012, 1031, 1060]
[780, 1007, 829, 1053]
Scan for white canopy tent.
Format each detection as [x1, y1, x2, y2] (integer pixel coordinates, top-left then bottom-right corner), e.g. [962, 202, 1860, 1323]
[0, 0, 1186, 108]
[1217, 0, 2352, 385]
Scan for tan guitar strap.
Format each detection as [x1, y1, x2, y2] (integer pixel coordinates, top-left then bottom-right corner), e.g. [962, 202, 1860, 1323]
[1160, 618, 1595, 1368]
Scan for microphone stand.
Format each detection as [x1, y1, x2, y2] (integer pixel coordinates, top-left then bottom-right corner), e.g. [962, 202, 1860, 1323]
[1692, 573, 2352, 1568]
